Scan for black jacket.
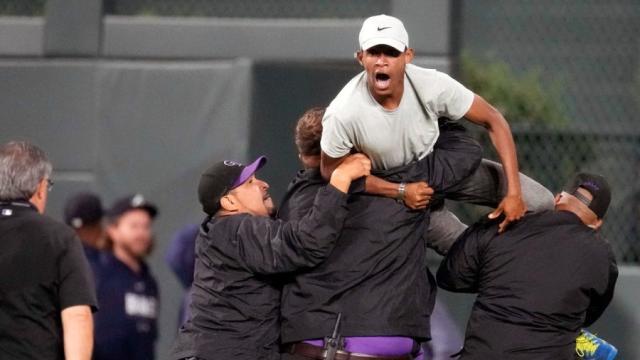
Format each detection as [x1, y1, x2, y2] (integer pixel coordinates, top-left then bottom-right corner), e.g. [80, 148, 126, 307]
[170, 185, 349, 360]
[437, 210, 618, 360]
[279, 124, 482, 343]
[277, 168, 326, 224]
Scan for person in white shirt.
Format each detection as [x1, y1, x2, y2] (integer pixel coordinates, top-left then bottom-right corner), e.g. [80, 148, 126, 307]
[321, 14, 553, 246]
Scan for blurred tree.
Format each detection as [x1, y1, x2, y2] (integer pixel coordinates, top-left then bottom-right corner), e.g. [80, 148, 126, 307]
[444, 53, 594, 231]
[458, 53, 568, 129]
[0, 0, 46, 16]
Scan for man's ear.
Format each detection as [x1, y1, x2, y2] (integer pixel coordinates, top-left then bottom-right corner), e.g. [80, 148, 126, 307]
[404, 48, 415, 64]
[34, 179, 47, 200]
[355, 50, 364, 66]
[220, 194, 239, 212]
[28, 179, 48, 214]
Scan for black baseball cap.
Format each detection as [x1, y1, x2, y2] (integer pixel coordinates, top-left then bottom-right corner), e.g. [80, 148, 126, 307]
[64, 192, 104, 228]
[106, 193, 158, 221]
[564, 172, 611, 219]
[198, 156, 267, 216]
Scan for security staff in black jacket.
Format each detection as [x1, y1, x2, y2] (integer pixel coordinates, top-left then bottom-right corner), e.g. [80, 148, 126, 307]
[437, 173, 618, 359]
[170, 153, 370, 360]
[279, 112, 484, 358]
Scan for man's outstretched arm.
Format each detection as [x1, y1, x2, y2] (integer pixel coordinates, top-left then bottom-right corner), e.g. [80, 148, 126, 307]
[240, 154, 371, 274]
[464, 94, 525, 232]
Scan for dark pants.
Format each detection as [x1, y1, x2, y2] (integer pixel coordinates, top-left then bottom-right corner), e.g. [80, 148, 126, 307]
[423, 122, 554, 255]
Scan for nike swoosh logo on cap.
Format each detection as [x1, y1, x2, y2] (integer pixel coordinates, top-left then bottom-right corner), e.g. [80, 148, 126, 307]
[377, 26, 391, 31]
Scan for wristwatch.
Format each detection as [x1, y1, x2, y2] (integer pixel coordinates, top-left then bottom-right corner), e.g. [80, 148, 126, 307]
[396, 182, 406, 202]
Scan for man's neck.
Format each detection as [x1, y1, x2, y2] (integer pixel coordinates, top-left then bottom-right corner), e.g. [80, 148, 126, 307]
[555, 205, 598, 228]
[113, 245, 141, 273]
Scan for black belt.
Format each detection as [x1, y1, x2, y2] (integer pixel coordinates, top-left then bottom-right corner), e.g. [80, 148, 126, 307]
[284, 342, 417, 360]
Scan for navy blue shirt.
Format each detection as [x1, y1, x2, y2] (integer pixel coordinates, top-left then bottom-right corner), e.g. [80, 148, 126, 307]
[93, 252, 159, 360]
[82, 244, 102, 272]
[165, 224, 198, 289]
[165, 224, 198, 326]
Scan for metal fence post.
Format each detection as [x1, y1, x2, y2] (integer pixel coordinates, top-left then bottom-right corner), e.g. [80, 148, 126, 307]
[43, 0, 103, 57]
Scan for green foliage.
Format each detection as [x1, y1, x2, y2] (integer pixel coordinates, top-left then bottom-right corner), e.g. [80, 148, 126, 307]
[0, 0, 46, 16]
[459, 53, 568, 128]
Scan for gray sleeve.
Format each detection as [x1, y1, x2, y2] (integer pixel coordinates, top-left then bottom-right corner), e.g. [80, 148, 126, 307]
[320, 111, 354, 159]
[426, 208, 468, 256]
[434, 72, 475, 120]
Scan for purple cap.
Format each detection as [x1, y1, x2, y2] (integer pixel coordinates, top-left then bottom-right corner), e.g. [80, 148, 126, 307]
[231, 156, 267, 189]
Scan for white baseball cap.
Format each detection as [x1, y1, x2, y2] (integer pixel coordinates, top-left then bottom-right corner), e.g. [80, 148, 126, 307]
[358, 14, 409, 52]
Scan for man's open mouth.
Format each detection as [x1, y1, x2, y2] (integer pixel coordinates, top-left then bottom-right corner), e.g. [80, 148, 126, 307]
[374, 73, 391, 90]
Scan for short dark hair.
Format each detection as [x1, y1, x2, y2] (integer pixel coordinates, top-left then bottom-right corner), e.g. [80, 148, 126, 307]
[295, 107, 325, 156]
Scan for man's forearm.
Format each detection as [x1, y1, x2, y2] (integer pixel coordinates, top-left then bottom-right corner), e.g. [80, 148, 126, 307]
[464, 94, 522, 197]
[364, 175, 400, 198]
[61, 305, 94, 360]
[486, 116, 522, 196]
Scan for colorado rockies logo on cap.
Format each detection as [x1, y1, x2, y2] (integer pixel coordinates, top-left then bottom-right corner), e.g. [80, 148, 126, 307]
[224, 160, 242, 167]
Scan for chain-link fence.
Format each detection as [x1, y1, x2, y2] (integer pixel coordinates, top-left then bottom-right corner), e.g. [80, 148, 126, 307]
[0, 0, 46, 16]
[2, 0, 637, 262]
[103, 0, 389, 18]
[461, 0, 640, 134]
[446, 131, 640, 264]
[458, 0, 640, 263]
[0, 0, 389, 18]
[518, 132, 640, 263]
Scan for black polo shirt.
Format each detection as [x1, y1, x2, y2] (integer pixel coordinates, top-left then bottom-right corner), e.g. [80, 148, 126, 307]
[0, 200, 98, 360]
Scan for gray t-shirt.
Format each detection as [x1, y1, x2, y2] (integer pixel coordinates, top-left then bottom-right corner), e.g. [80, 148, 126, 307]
[321, 64, 474, 169]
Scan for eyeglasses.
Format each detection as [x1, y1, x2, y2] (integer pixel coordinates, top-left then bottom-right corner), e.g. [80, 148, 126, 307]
[46, 179, 54, 192]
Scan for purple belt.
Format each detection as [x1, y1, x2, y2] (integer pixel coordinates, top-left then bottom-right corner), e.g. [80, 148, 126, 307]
[304, 337, 423, 359]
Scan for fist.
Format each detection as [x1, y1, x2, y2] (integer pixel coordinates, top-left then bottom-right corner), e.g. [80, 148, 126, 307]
[335, 153, 372, 180]
[403, 181, 433, 210]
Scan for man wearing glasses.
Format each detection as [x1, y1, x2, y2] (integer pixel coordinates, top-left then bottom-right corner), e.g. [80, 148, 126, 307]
[0, 141, 97, 360]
